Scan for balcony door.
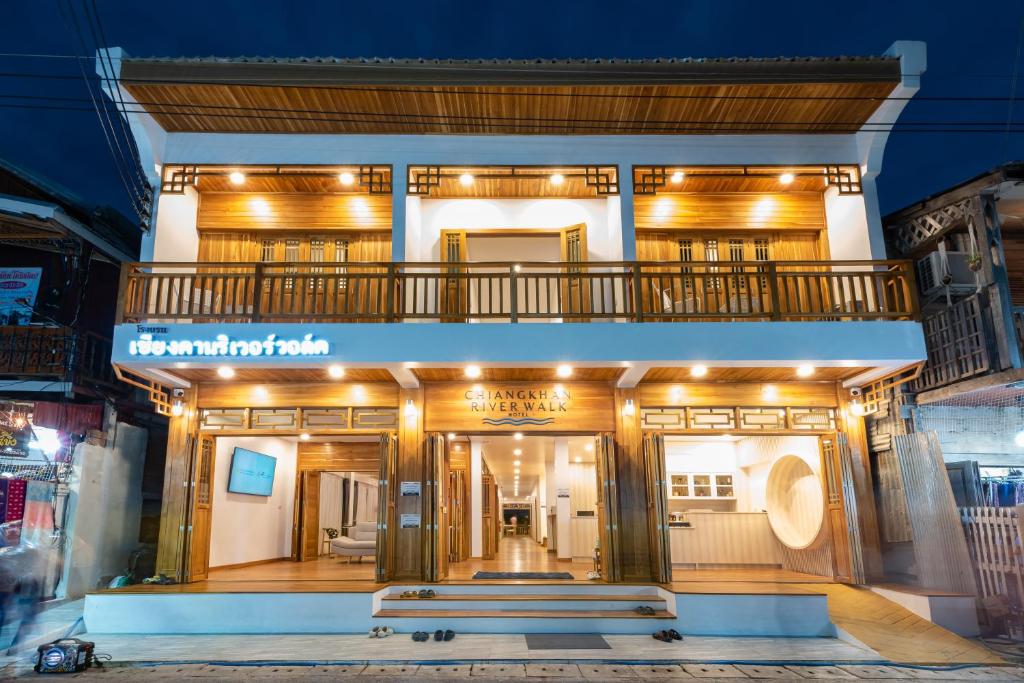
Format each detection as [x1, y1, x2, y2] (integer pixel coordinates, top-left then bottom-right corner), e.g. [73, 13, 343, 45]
[559, 223, 590, 318]
[439, 229, 469, 321]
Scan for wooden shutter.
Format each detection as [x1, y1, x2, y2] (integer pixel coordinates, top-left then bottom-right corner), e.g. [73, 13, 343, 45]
[185, 434, 216, 582]
[297, 470, 322, 561]
[375, 432, 398, 582]
[594, 432, 622, 582]
[643, 432, 673, 584]
[422, 433, 448, 581]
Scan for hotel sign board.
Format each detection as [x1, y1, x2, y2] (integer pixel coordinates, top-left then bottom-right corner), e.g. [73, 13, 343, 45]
[424, 382, 614, 433]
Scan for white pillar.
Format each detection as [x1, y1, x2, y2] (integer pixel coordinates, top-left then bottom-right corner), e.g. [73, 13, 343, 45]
[391, 162, 407, 262]
[470, 439, 483, 558]
[554, 437, 571, 561]
[617, 167, 637, 261]
[538, 465, 548, 545]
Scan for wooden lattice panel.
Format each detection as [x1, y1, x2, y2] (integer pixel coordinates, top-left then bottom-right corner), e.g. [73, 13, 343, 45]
[352, 408, 399, 429]
[738, 407, 788, 430]
[640, 408, 687, 429]
[789, 407, 837, 431]
[913, 294, 990, 391]
[891, 197, 973, 255]
[200, 408, 248, 431]
[688, 408, 736, 430]
[301, 408, 349, 430]
[250, 408, 298, 431]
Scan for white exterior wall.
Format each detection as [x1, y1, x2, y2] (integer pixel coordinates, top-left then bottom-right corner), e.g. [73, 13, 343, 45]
[152, 187, 199, 262]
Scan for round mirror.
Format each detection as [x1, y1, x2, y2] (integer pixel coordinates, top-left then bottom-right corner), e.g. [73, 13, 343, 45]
[765, 455, 824, 550]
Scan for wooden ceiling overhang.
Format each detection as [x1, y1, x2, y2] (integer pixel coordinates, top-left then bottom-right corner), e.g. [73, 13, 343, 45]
[120, 56, 901, 135]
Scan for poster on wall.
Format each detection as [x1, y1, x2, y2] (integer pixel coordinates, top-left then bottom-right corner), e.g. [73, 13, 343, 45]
[0, 268, 42, 326]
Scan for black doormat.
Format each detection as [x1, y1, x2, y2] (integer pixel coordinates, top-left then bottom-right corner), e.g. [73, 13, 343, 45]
[472, 571, 574, 579]
[525, 634, 611, 650]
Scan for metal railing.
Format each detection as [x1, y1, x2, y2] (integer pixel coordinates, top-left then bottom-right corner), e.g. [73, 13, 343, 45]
[117, 260, 918, 324]
[0, 326, 116, 387]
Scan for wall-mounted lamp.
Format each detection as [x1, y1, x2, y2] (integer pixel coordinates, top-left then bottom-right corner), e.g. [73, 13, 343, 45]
[404, 399, 418, 417]
[622, 399, 636, 416]
[171, 400, 184, 417]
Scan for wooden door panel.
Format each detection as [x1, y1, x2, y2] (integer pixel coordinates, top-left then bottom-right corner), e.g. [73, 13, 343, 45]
[298, 470, 321, 561]
[376, 432, 398, 582]
[594, 432, 621, 582]
[643, 432, 672, 584]
[186, 435, 215, 582]
[440, 230, 468, 320]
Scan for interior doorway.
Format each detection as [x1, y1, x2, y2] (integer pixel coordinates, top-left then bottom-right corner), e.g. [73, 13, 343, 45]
[441, 432, 604, 580]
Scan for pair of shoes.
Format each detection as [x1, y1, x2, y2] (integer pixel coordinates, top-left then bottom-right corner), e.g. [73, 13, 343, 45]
[585, 570, 601, 580]
[652, 629, 682, 642]
[418, 589, 436, 598]
[634, 605, 656, 616]
[412, 629, 454, 642]
[369, 626, 395, 638]
[400, 590, 418, 598]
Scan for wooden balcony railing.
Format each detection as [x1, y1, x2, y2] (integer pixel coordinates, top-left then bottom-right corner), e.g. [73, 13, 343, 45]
[117, 260, 918, 324]
[0, 326, 116, 388]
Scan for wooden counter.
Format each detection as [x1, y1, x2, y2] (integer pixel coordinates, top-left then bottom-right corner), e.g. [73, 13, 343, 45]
[670, 512, 782, 567]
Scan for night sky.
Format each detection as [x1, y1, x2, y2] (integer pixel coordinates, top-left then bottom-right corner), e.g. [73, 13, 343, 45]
[2, 1, 1023, 227]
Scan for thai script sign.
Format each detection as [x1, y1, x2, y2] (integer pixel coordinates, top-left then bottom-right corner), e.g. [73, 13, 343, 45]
[128, 332, 330, 358]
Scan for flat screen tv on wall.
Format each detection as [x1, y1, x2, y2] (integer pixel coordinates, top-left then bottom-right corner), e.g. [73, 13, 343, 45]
[227, 447, 277, 496]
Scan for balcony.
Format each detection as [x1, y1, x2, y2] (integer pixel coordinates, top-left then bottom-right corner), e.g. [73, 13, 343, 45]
[117, 260, 917, 324]
[0, 326, 116, 391]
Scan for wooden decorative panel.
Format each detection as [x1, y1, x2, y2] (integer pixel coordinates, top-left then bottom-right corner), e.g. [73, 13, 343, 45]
[639, 408, 686, 429]
[297, 441, 381, 472]
[688, 408, 736, 430]
[634, 193, 826, 232]
[638, 382, 840, 408]
[738, 407, 788, 430]
[790, 407, 837, 431]
[352, 408, 400, 430]
[199, 408, 247, 431]
[406, 165, 618, 198]
[301, 408, 349, 430]
[250, 408, 298, 431]
[197, 193, 392, 232]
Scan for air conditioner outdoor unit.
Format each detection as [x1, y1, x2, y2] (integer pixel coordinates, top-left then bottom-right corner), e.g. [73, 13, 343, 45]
[915, 251, 977, 297]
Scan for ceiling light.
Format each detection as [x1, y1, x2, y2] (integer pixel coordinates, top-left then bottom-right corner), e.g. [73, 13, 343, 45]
[229, 171, 245, 185]
[796, 364, 815, 378]
[338, 172, 355, 186]
[671, 171, 684, 184]
[254, 386, 268, 399]
[448, 433, 457, 440]
[514, 460, 520, 466]
[513, 448, 522, 456]
[574, 456, 582, 463]
[585, 443, 594, 452]
[300, 433, 310, 441]
[465, 364, 482, 379]
[217, 366, 235, 379]
[779, 172, 795, 185]
[690, 365, 708, 378]
[459, 173, 474, 186]
[762, 384, 778, 400]
[556, 364, 573, 378]
[550, 173, 565, 186]
[327, 365, 345, 379]
[514, 433, 523, 440]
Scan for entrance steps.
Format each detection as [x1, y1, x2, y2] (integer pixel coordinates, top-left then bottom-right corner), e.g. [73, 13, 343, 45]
[375, 584, 673, 619]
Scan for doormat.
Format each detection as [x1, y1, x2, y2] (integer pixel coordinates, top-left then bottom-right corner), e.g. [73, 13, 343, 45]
[525, 634, 611, 650]
[472, 571, 574, 579]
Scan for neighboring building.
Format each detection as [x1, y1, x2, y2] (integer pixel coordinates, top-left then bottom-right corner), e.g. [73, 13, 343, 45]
[85, 43, 966, 639]
[875, 164, 1024, 595]
[0, 159, 161, 601]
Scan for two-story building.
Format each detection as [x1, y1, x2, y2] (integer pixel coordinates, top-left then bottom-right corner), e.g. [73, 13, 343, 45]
[83, 43, 966, 643]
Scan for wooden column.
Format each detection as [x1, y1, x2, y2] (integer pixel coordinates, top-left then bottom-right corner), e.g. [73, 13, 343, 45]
[613, 388, 654, 581]
[838, 389, 884, 582]
[155, 388, 199, 581]
[393, 387, 425, 580]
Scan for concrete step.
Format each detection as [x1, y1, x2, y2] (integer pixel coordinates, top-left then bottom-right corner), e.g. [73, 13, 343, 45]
[378, 597, 667, 612]
[374, 608, 675, 619]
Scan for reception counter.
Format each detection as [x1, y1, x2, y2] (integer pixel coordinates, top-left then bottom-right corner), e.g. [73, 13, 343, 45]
[669, 512, 782, 567]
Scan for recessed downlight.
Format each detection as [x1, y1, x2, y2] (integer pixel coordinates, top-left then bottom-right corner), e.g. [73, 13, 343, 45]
[671, 171, 684, 183]
[779, 172, 795, 185]
[514, 432, 523, 441]
[327, 365, 345, 379]
[796, 364, 815, 378]
[690, 365, 708, 378]
[549, 173, 565, 186]
[217, 366, 235, 379]
[465, 365, 482, 379]
[556, 364, 573, 378]
[459, 173, 474, 186]
[229, 171, 245, 185]
[338, 172, 355, 186]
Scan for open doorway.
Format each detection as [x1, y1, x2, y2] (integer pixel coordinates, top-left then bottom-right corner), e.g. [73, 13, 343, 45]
[444, 433, 602, 580]
[650, 433, 850, 584]
[186, 434, 386, 583]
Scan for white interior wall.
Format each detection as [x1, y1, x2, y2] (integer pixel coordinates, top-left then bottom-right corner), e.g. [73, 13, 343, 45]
[319, 472, 344, 537]
[417, 198, 618, 261]
[210, 436, 297, 568]
[404, 196, 423, 260]
[664, 439, 747, 510]
[736, 435, 821, 512]
[153, 188, 199, 262]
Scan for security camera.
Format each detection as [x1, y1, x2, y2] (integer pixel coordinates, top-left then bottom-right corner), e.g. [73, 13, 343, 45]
[849, 387, 863, 397]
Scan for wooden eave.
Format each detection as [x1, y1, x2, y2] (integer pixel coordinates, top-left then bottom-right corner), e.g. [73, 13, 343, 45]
[119, 57, 901, 135]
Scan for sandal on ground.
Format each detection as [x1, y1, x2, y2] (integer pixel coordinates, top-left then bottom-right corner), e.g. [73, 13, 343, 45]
[443, 629, 455, 641]
[433, 629, 444, 641]
[412, 631, 428, 642]
[652, 630, 672, 642]
[418, 589, 436, 598]
[379, 626, 394, 638]
[368, 626, 381, 638]
[668, 629, 683, 641]
[400, 590, 418, 598]
[634, 606, 655, 615]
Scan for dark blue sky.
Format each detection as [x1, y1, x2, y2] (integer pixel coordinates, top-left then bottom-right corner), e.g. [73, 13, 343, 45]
[2, 0, 1023, 224]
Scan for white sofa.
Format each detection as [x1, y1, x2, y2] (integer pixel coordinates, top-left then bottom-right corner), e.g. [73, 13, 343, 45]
[330, 522, 377, 562]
